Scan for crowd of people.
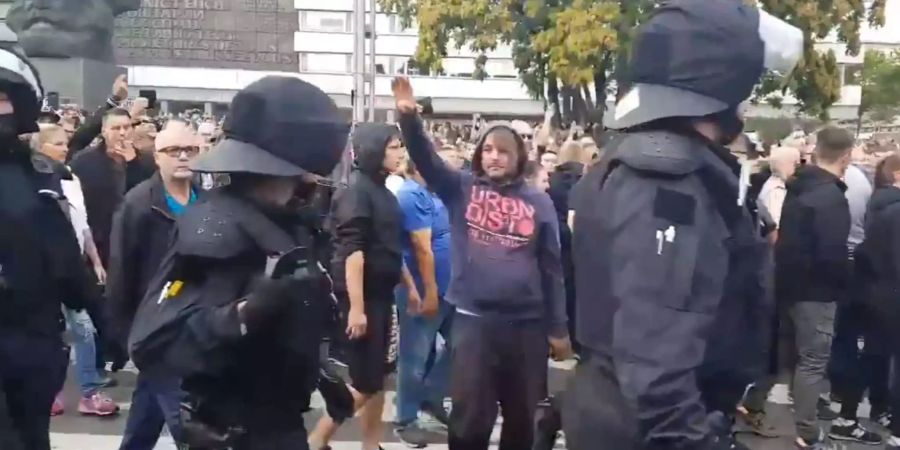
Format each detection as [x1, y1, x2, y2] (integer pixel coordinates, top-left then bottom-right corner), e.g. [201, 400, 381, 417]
[6, 1, 900, 450]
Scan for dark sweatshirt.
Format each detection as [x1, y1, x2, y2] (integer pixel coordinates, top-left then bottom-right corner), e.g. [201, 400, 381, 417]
[857, 187, 900, 326]
[330, 123, 404, 300]
[398, 114, 568, 337]
[775, 164, 850, 304]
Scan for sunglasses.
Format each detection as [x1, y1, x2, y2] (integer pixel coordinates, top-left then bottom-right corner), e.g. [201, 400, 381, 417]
[158, 146, 200, 157]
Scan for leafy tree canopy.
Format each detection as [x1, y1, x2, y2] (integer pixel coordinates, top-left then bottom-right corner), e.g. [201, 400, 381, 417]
[860, 49, 900, 122]
[380, 0, 888, 121]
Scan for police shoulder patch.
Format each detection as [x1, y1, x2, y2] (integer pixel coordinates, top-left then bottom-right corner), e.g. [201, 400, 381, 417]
[654, 188, 695, 225]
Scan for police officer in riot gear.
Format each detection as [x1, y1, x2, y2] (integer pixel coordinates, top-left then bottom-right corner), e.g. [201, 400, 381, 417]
[127, 76, 352, 450]
[0, 35, 94, 450]
[562, 1, 804, 449]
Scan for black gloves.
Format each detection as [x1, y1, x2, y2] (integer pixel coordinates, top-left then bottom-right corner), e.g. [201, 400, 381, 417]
[239, 277, 303, 333]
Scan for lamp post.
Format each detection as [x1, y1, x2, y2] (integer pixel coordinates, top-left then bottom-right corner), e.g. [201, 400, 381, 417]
[368, 0, 377, 122]
[353, 0, 366, 123]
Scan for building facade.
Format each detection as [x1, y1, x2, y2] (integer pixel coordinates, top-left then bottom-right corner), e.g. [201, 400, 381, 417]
[117, 0, 543, 118]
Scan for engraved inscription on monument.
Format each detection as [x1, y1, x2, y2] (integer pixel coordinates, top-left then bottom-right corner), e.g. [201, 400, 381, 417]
[114, 0, 298, 71]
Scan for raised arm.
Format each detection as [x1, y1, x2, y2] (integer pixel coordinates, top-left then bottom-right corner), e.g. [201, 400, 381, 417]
[392, 77, 465, 204]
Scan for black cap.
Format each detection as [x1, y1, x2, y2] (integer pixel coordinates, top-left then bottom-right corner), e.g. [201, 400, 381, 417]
[611, 0, 765, 129]
[191, 76, 350, 177]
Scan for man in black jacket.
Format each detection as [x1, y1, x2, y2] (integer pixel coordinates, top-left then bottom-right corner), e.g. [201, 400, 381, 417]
[127, 76, 351, 450]
[775, 126, 854, 448]
[560, 2, 804, 449]
[108, 121, 202, 450]
[310, 123, 416, 450]
[0, 43, 93, 450]
[70, 106, 156, 374]
[70, 107, 156, 266]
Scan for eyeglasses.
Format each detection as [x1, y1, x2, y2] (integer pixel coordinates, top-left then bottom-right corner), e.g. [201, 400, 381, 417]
[158, 146, 200, 157]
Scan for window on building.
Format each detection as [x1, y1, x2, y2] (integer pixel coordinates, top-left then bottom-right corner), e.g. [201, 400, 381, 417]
[442, 58, 474, 77]
[388, 15, 398, 33]
[387, 15, 417, 34]
[485, 59, 517, 78]
[844, 63, 863, 86]
[375, 56, 392, 74]
[374, 14, 392, 35]
[300, 53, 352, 73]
[300, 11, 351, 32]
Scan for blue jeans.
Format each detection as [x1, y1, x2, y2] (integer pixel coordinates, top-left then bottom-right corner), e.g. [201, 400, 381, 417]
[63, 308, 103, 397]
[395, 287, 454, 425]
[119, 373, 184, 450]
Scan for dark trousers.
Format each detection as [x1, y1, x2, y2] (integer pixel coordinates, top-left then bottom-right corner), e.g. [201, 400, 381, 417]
[448, 313, 548, 450]
[744, 304, 796, 413]
[82, 273, 127, 373]
[119, 373, 185, 450]
[0, 381, 24, 450]
[828, 302, 890, 419]
[233, 427, 308, 450]
[561, 354, 638, 450]
[186, 428, 309, 450]
[0, 333, 67, 450]
[890, 357, 900, 436]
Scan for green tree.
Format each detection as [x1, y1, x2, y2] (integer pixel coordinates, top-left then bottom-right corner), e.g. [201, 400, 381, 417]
[746, 117, 794, 147]
[758, 0, 887, 119]
[381, 0, 888, 123]
[859, 49, 900, 123]
[378, 0, 631, 124]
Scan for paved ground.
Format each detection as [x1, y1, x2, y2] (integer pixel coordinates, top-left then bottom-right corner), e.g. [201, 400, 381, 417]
[48, 362, 888, 450]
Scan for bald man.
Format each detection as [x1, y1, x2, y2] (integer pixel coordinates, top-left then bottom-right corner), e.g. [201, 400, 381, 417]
[107, 121, 202, 450]
[759, 146, 802, 233]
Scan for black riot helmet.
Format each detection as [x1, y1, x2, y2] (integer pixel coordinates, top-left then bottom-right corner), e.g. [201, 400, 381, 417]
[610, 0, 802, 131]
[191, 76, 350, 179]
[0, 24, 44, 137]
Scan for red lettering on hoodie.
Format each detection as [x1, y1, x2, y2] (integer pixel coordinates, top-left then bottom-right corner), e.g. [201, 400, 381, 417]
[464, 185, 536, 248]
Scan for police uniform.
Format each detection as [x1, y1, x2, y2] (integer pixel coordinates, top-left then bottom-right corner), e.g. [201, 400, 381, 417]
[0, 43, 94, 450]
[560, 1, 803, 449]
[127, 76, 351, 450]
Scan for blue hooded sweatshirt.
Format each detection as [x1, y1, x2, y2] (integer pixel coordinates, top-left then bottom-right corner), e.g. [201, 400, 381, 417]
[397, 114, 568, 337]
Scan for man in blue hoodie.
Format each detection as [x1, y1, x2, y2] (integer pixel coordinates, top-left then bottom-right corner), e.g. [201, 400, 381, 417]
[392, 77, 572, 450]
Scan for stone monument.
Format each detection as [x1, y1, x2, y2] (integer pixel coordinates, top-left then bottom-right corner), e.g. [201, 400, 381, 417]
[3, 0, 140, 106]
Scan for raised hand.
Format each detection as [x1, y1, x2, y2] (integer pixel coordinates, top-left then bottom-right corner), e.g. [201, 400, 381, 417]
[391, 76, 417, 114]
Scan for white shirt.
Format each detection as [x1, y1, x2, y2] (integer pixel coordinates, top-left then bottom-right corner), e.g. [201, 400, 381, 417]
[386, 174, 404, 195]
[758, 175, 787, 228]
[61, 175, 89, 253]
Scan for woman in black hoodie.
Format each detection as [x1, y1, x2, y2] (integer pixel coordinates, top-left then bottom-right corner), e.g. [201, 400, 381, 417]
[857, 153, 900, 450]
